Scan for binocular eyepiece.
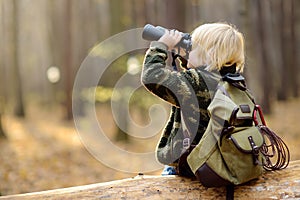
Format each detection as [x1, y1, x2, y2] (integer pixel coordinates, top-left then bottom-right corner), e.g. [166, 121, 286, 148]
[142, 24, 192, 52]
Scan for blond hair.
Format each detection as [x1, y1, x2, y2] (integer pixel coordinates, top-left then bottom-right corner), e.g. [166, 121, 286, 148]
[191, 22, 245, 72]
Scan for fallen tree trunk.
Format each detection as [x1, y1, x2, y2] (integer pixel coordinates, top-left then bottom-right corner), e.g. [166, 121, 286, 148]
[1, 160, 300, 200]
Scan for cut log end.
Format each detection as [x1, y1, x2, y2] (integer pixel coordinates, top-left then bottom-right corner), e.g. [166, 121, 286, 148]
[1, 160, 300, 200]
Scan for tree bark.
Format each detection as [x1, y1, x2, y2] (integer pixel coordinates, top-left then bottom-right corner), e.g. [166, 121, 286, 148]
[1, 160, 299, 200]
[63, 0, 73, 120]
[0, 114, 6, 138]
[165, 0, 186, 31]
[277, 0, 296, 101]
[290, 0, 298, 98]
[0, 0, 7, 138]
[253, 0, 272, 114]
[12, 0, 25, 117]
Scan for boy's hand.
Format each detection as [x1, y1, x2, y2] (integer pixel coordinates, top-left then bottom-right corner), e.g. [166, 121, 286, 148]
[158, 29, 183, 50]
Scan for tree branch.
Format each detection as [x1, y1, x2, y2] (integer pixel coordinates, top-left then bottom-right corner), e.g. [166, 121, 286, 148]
[1, 160, 299, 200]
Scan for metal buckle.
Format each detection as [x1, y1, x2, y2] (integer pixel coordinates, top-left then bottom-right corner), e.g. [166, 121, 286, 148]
[248, 136, 262, 166]
[182, 138, 190, 150]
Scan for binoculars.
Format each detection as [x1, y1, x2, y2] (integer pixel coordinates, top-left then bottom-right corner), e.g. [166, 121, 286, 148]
[142, 24, 192, 52]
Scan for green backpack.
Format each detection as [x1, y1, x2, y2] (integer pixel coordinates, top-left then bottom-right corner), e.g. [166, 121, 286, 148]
[186, 73, 290, 192]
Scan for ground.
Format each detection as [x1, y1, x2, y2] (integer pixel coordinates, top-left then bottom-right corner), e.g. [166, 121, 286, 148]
[0, 99, 299, 196]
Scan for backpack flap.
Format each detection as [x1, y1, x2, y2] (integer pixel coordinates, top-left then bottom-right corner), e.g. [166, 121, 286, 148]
[229, 126, 264, 153]
[222, 81, 256, 126]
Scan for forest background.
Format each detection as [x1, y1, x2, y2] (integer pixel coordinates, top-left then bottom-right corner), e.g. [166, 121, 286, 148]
[0, 0, 299, 196]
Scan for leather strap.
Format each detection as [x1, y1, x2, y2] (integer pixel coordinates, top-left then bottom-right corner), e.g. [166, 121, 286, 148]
[226, 185, 234, 200]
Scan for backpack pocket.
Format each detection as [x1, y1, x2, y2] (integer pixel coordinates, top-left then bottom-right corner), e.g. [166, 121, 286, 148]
[190, 125, 265, 187]
[219, 126, 264, 184]
[227, 126, 264, 153]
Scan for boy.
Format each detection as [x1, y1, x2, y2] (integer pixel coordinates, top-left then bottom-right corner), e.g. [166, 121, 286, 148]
[141, 22, 245, 176]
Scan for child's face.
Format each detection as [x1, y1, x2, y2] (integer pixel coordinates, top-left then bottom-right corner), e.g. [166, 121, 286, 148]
[187, 46, 205, 68]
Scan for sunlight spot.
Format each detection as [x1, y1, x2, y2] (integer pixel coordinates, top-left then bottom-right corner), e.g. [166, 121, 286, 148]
[127, 56, 141, 75]
[47, 66, 61, 84]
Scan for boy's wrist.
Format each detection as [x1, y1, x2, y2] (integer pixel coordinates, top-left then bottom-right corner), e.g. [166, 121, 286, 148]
[150, 41, 168, 51]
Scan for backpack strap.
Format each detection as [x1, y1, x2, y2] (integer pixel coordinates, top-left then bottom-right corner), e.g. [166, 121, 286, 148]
[222, 73, 245, 82]
[217, 84, 231, 98]
[221, 73, 256, 104]
[222, 73, 247, 91]
[226, 185, 235, 200]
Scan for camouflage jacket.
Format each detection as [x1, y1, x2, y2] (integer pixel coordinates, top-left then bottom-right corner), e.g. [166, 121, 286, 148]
[141, 41, 221, 165]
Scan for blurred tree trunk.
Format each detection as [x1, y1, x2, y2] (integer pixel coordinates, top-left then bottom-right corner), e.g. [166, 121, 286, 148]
[63, 0, 73, 120]
[0, 0, 6, 138]
[72, 0, 98, 118]
[277, 0, 290, 101]
[110, 0, 124, 35]
[165, 0, 186, 30]
[277, 0, 297, 100]
[109, 0, 129, 141]
[47, 0, 60, 105]
[12, 0, 25, 117]
[0, 113, 6, 138]
[186, 0, 201, 30]
[144, 0, 157, 24]
[253, 0, 272, 113]
[48, 0, 69, 111]
[95, 0, 110, 40]
[295, 0, 300, 97]
[132, 0, 146, 27]
[290, 0, 298, 98]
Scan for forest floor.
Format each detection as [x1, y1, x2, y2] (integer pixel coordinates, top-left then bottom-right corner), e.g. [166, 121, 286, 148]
[0, 99, 300, 196]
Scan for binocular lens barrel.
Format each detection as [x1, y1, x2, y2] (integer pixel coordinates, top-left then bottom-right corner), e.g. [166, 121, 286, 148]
[142, 24, 165, 41]
[142, 24, 191, 51]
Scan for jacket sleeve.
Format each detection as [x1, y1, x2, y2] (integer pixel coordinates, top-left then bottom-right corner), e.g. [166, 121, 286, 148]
[141, 41, 195, 107]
